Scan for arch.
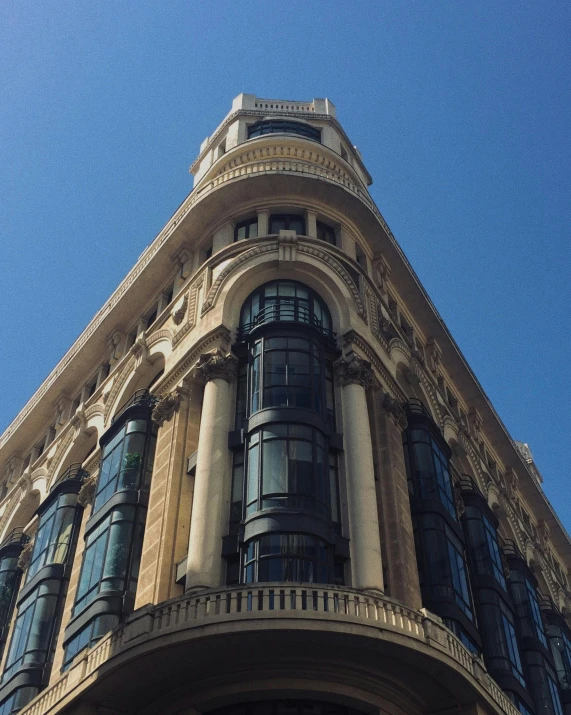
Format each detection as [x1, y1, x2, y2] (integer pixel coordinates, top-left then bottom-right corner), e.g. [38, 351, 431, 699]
[106, 353, 166, 427]
[395, 367, 440, 426]
[0, 480, 41, 541]
[47, 429, 99, 492]
[217, 254, 357, 340]
[239, 280, 333, 336]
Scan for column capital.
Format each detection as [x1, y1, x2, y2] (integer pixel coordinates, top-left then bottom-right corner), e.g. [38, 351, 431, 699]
[193, 348, 238, 384]
[381, 392, 408, 430]
[335, 355, 378, 389]
[151, 386, 187, 426]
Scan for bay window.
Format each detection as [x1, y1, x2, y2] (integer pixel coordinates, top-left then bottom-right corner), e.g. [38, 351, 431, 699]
[228, 281, 344, 586]
[63, 391, 157, 669]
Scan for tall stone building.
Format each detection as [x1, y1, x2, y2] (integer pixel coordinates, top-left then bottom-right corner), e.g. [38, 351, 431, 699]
[0, 94, 569, 715]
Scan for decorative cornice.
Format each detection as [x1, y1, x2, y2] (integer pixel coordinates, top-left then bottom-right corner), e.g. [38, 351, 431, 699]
[193, 348, 238, 384]
[381, 393, 408, 430]
[335, 355, 378, 390]
[151, 387, 186, 426]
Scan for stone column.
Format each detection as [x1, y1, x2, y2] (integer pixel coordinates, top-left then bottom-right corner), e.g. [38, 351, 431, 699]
[336, 355, 384, 593]
[186, 348, 238, 591]
[375, 394, 422, 609]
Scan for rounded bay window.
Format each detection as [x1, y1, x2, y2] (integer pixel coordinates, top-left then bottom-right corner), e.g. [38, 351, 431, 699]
[228, 281, 345, 587]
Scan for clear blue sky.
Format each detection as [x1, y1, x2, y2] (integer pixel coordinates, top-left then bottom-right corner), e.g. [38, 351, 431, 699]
[1, 2, 569, 529]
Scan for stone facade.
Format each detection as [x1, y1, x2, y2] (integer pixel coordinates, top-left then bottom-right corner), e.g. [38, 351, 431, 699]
[0, 94, 568, 715]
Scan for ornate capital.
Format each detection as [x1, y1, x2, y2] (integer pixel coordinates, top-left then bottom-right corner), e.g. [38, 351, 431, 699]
[193, 348, 238, 384]
[335, 355, 378, 389]
[78, 473, 98, 507]
[152, 387, 186, 426]
[381, 393, 408, 430]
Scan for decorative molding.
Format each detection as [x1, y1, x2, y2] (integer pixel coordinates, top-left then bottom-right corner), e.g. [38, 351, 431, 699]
[146, 328, 173, 348]
[193, 348, 238, 384]
[342, 330, 405, 401]
[18, 539, 34, 570]
[46, 429, 75, 484]
[172, 294, 188, 325]
[160, 327, 232, 395]
[172, 281, 201, 348]
[104, 356, 136, 422]
[335, 355, 378, 390]
[298, 244, 366, 320]
[77, 474, 98, 508]
[381, 393, 408, 430]
[201, 243, 278, 315]
[151, 387, 186, 426]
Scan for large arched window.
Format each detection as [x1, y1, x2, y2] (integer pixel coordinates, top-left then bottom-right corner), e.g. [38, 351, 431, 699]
[228, 281, 345, 587]
[240, 281, 333, 338]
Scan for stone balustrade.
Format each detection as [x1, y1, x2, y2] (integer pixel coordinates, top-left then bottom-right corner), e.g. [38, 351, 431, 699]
[20, 584, 521, 715]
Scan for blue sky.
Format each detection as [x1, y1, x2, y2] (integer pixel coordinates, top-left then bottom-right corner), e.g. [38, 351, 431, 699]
[1, 2, 570, 529]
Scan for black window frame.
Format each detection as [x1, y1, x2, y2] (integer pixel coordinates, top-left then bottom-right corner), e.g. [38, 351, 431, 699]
[269, 214, 306, 235]
[234, 217, 259, 242]
[316, 221, 336, 246]
[247, 120, 321, 143]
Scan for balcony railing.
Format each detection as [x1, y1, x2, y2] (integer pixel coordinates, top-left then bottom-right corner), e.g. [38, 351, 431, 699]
[0, 527, 27, 549]
[240, 304, 336, 341]
[111, 390, 157, 424]
[404, 398, 431, 419]
[19, 584, 521, 715]
[49, 463, 89, 493]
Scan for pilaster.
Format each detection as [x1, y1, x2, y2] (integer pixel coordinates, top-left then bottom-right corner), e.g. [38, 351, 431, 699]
[134, 382, 198, 608]
[373, 392, 422, 609]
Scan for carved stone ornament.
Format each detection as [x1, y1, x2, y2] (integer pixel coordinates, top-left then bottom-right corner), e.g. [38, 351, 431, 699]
[454, 484, 466, 517]
[151, 387, 185, 426]
[172, 294, 188, 325]
[381, 392, 408, 430]
[193, 348, 238, 384]
[77, 473, 98, 507]
[335, 355, 378, 389]
[18, 539, 34, 570]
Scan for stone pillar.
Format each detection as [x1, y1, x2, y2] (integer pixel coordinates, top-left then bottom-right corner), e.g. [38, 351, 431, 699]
[257, 209, 269, 237]
[134, 383, 199, 609]
[336, 355, 384, 593]
[375, 393, 422, 609]
[306, 209, 317, 238]
[186, 349, 238, 591]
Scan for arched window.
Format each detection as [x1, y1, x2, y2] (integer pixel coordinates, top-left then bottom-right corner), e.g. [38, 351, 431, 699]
[228, 282, 344, 587]
[239, 281, 332, 338]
